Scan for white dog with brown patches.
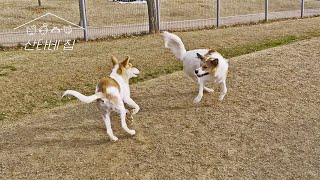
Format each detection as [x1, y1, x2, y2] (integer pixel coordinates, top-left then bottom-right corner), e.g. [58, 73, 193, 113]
[63, 55, 140, 141]
[163, 31, 229, 103]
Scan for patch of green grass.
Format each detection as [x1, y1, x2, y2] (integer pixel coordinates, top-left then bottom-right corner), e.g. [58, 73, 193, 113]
[219, 31, 320, 58]
[42, 95, 73, 109]
[0, 65, 17, 71]
[0, 65, 17, 77]
[0, 112, 7, 121]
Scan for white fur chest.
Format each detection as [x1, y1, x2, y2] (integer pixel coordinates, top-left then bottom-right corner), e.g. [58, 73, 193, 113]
[110, 73, 130, 99]
[119, 83, 130, 99]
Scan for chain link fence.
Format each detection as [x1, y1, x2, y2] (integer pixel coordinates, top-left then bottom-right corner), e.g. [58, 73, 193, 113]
[1, 0, 320, 46]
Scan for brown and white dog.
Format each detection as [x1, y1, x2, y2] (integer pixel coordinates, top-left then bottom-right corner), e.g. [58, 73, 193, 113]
[163, 31, 229, 103]
[63, 55, 140, 141]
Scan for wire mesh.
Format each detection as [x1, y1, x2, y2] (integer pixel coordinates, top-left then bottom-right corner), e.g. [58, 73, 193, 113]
[216, 0, 264, 25]
[1, 0, 320, 46]
[86, 0, 149, 39]
[305, 0, 320, 16]
[0, 0, 81, 46]
[267, 0, 320, 20]
[160, 0, 216, 31]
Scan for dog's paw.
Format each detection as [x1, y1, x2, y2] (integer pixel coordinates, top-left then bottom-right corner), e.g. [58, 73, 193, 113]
[131, 107, 140, 115]
[193, 96, 202, 103]
[219, 94, 226, 101]
[204, 87, 214, 93]
[110, 136, 118, 141]
[128, 129, 136, 135]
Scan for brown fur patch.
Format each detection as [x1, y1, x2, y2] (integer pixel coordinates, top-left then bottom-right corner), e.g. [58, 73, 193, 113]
[97, 77, 120, 104]
[197, 49, 217, 62]
[202, 58, 219, 75]
[206, 49, 216, 56]
[116, 56, 130, 76]
[121, 56, 129, 67]
[98, 77, 120, 93]
[116, 66, 123, 75]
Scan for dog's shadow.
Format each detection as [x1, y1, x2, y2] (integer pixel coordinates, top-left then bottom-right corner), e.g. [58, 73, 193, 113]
[22, 122, 136, 149]
[134, 89, 221, 114]
[18, 89, 219, 149]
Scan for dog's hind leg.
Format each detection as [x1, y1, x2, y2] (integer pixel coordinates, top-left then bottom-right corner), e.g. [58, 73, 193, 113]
[219, 80, 227, 101]
[104, 111, 118, 141]
[96, 99, 111, 127]
[97, 99, 107, 119]
[97, 99, 119, 141]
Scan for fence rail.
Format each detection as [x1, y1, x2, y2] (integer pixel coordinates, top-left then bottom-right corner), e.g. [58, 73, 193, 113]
[1, 0, 320, 46]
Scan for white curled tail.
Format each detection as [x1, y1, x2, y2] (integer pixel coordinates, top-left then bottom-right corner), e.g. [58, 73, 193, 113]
[63, 90, 104, 104]
[163, 31, 187, 60]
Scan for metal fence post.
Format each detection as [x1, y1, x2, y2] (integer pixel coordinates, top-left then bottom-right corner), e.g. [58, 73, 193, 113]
[156, 0, 160, 31]
[217, 0, 220, 28]
[265, 0, 268, 22]
[79, 0, 88, 41]
[301, 0, 305, 18]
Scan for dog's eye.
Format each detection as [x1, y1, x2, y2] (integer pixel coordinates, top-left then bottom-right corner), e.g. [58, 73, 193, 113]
[203, 66, 207, 69]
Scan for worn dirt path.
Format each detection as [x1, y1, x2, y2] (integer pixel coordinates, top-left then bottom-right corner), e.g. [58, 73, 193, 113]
[1, 37, 320, 179]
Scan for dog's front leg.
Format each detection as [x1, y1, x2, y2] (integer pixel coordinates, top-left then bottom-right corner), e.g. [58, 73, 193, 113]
[123, 96, 140, 115]
[117, 101, 136, 136]
[194, 81, 204, 103]
[219, 80, 227, 101]
[193, 75, 214, 93]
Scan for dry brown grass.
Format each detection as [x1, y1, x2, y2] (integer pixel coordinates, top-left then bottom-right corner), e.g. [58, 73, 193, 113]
[1, 37, 319, 179]
[1, 17, 320, 121]
[1, 0, 320, 31]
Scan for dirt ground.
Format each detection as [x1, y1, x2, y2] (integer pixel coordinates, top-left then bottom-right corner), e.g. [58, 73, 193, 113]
[1, 37, 319, 179]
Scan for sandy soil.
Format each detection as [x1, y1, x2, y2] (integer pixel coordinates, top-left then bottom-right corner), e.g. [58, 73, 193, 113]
[1, 37, 319, 179]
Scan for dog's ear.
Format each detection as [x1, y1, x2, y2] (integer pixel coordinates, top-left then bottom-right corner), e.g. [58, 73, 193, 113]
[121, 56, 130, 67]
[196, 53, 205, 61]
[111, 55, 119, 66]
[206, 49, 216, 55]
[210, 58, 219, 67]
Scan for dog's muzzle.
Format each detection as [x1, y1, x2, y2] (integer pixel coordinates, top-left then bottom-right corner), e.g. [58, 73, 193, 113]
[131, 68, 140, 77]
[197, 72, 209, 77]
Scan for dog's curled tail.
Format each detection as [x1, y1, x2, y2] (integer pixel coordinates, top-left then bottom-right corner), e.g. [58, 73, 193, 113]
[63, 90, 104, 104]
[163, 31, 187, 60]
